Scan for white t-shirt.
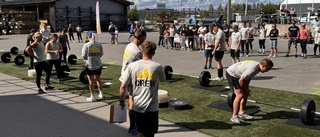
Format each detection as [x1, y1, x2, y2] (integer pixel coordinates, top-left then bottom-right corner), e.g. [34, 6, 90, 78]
[230, 32, 241, 49]
[227, 60, 260, 80]
[198, 26, 207, 38]
[121, 42, 142, 74]
[259, 27, 266, 40]
[215, 29, 226, 51]
[239, 27, 249, 40]
[119, 60, 166, 113]
[204, 32, 216, 50]
[40, 29, 51, 43]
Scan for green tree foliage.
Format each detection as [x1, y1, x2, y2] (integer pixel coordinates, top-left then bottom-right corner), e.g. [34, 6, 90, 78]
[154, 11, 168, 22]
[209, 4, 214, 12]
[144, 12, 150, 20]
[261, 3, 278, 14]
[128, 5, 139, 21]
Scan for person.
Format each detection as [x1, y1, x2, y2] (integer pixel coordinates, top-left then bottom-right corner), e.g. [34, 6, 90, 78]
[120, 29, 147, 135]
[26, 28, 36, 70]
[115, 27, 119, 45]
[268, 24, 279, 58]
[119, 41, 166, 137]
[280, 6, 287, 25]
[310, 17, 319, 32]
[40, 23, 51, 45]
[227, 58, 274, 124]
[128, 21, 135, 41]
[247, 22, 256, 53]
[229, 25, 241, 64]
[140, 23, 147, 32]
[67, 24, 75, 43]
[239, 22, 249, 57]
[76, 25, 83, 43]
[157, 22, 165, 47]
[314, 26, 320, 55]
[286, 20, 300, 57]
[259, 9, 264, 24]
[163, 25, 171, 49]
[58, 29, 71, 64]
[290, 7, 297, 23]
[258, 24, 267, 54]
[81, 31, 104, 102]
[180, 32, 187, 51]
[299, 23, 309, 59]
[174, 33, 181, 50]
[169, 24, 176, 49]
[211, 23, 226, 81]
[25, 32, 55, 94]
[222, 20, 230, 51]
[203, 26, 215, 69]
[45, 34, 63, 83]
[186, 26, 195, 51]
[193, 21, 200, 50]
[198, 22, 207, 53]
[317, 7, 320, 19]
[108, 22, 117, 44]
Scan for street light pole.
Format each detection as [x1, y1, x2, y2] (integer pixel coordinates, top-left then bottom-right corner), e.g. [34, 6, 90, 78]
[245, 0, 247, 15]
[227, 0, 231, 25]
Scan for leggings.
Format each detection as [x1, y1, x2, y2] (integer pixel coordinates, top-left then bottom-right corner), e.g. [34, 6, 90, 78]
[259, 39, 266, 49]
[59, 47, 68, 64]
[47, 59, 62, 80]
[248, 39, 253, 50]
[314, 44, 320, 54]
[300, 39, 307, 54]
[69, 34, 74, 41]
[241, 40, 249, 55]
[158, 35, 164, 46]
[170, 37, 174, 48]
[34, 61, 50, 88]
[77, 32, 82, 41]
[188, 38, 194, 49]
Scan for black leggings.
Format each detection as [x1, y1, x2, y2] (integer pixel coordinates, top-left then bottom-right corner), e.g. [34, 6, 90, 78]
[248, 39, 253, 50]
[188, 38, 194, 49]
[69, 34, 74, 41]
[158, 35, 164, 46]
[77, 32, 82, 41]
[29, 56, 34, 69]
[47, 59, 62, 80]
[241, 40, 249, 55]
[300, 39, 307, 54]
[35, 61, 50, 88]
[59, 47, 68, 64]
[314, 44, 320, 54]
[259, 39, 265, 49]
[170, 37, 174, 48]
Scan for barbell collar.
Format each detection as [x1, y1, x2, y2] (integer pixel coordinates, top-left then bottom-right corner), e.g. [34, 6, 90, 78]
[63, 71, 71, 74]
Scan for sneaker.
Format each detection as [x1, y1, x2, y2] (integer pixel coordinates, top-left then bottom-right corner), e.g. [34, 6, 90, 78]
[285, 54, 289, 57]
[246, 55, 249, 57]
[86, 96, 97, 102]
[203, 65, 207, 69]
[240, 54, 244, 57]
[202, 50, 204, 53]
[212, 77, 223, 81]
[38, 88, 45, 94]
[58, 79, 63, 84]
[220, 77, 224, 81]
[268, 54, 272, 57]
[238, 112, 254, 120]
[199, 50, 202, 53]
[45, 86, 55, 90]
[273, 54, 276, 58]
[128, 128, 138, 135]
[98, 93, 104, 99]
[262, 52, 265, 54]
[208, 66, 214, 69]
[295, 54, 298, 58]
[250, 50, 253, 53]
[230, 116, 244, 124]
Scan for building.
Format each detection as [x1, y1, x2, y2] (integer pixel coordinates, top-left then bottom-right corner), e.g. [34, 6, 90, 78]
[0, 0, 134, 32]
[138, 8, 177, 22]
[281, 0, 320, 15]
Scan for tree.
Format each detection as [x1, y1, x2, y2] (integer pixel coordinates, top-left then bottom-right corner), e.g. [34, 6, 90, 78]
[128, 5, 139, 21]
[144, 12, 150, 20]
[154, 11, 168, 22]
[261, 3, 278, 14]
[209, 4, 214, 12]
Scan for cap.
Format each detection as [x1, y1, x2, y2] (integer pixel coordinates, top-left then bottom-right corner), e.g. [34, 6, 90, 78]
[87, 31, 93, 37]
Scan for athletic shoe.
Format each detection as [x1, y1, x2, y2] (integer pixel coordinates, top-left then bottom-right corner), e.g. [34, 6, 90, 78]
[268, 54, 272, 57]
[250, 50, 253, 53]
[295, 54, 298, 58]
[98, 93, 104, 99]
[213, 77, 223, 81]
[246, 55, 249, 57]
[203, 65, 207, 69]
[262, 52, 265, 54]
[230, 116, 244, 124]
[202, 50, 204, 53]
[45, 86, 55, 90]
[285, 54, 289, 57]
[273, 54, 276, 58]
[128, 128, 138, 135]
[58, 79, 63, 84]
[38, 88, 45, 94]
[238, 113, 254, 119]
[209, 66, 214, 69]
[240, 54, 244, 57]
[199, 50, 202, 53]
[86, 96, 97, 102]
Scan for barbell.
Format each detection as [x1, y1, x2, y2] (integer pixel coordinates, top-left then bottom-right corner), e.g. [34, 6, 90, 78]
[163, 65, 185, 80]
[68, 54, 85, 65]
[199, 71, 220, 87]
[60, 65, 71, 78]
[10, 47, 19, 55]
[78, 66, 108, 84]
[220, 91, 320, 125]
[1, 52, 25, 66]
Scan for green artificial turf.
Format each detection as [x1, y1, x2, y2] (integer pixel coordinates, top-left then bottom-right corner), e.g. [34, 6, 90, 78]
[1, 56, 320, 137]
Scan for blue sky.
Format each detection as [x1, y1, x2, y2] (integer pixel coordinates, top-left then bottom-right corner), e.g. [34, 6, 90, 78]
[128, 0, 284, 9]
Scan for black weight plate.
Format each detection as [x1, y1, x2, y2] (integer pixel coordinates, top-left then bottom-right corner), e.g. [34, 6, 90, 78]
[24, 49, 29, 57]
[79, 69, 88, 84]
[10, 47, 19, 55]
[60, 65, 70, 78]
[227, 90, 236, 108]
[1, 52, 11, 63]
[169, 100, 189, 109]
[68, 54, 77, 65]
[14, 55, 25, 66]
[199, 71, 211, 87]
[301, 99, 316, 125]
[163, 65, 173, 80]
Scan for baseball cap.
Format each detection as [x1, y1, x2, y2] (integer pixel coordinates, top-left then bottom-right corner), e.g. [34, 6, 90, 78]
[87, 31, 93, 37]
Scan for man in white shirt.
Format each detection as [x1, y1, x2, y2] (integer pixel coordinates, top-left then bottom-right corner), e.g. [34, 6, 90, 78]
[198, 22, 207, 53]
[40, 23, 51, 45]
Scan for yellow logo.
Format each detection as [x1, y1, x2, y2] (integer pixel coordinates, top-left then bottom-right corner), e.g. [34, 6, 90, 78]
[89, 46, 100, 53]
[245, 60, 254, 64]
[124, 49, 130, 59]
[136, 68, 154, 79]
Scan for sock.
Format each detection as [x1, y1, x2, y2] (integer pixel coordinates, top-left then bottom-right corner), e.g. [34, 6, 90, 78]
[218, 68, 223, 78]
[129, 110, 136, 130]
[259, 49, 262, 52]
[262, 49, 265, 52]
[232, 59, 235, 64]
[99, 90, 103, 94]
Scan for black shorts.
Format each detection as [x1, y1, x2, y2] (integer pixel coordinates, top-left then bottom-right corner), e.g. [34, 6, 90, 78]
[230, 49, 240, 57]
[214, 51, 225, 60]
[86, 67, 102, 76]
[136, 111, 159, 136]
[226, 71, 241, 90]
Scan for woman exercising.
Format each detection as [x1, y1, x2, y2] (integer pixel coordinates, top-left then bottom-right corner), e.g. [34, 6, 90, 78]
[46, 34, 63, 83]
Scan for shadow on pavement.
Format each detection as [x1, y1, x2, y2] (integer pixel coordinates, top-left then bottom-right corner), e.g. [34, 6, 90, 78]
[175, 120, 251, 130]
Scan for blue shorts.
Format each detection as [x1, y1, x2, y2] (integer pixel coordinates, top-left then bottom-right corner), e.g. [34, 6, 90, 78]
[198, 37, 204, 42]
[270, 40, 277, 48]
[288, 38, 297, 47]
[204, 49, 213, 58]
[110, 34, 116, 38]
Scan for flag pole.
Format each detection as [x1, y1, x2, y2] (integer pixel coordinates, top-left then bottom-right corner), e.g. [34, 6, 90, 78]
[96, 0, 101, 41]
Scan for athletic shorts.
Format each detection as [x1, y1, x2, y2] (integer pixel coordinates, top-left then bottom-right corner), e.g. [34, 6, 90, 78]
[198, 37, 204, 42]
[270, 40, 277, 48]
[230, 49, 240, 58]
[136, 111, 159, 136]
[204, 49, 213, 58]
[110, 34, 116, 38]
[86, 66, 102, 76]
[214, 51, 225, 60]
[288, 37, 297, 47]
[226, 71, 241, 90]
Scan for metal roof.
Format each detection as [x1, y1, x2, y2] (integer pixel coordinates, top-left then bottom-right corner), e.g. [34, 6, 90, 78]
[1, 0, 134, 6]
